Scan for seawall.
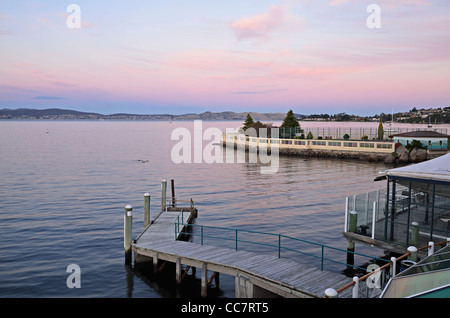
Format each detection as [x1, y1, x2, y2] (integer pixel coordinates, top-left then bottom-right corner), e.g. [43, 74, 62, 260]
[221, 134, 435, 164]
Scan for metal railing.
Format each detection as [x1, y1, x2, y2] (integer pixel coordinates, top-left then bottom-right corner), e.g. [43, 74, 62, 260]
[174, 221, 390, 273]
[345, 187, 450, 245]
[163, 197, 195, 210]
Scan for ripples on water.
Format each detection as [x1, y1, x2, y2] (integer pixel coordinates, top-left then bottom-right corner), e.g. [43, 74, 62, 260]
[0, 120, 444, 297]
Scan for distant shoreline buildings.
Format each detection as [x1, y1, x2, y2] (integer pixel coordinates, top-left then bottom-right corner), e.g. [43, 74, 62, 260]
[1, 107, 449, 123]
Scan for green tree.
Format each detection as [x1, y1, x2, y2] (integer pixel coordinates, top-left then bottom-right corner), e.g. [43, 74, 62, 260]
[280, 109, 301, 138]
[406, 139, 427, 152]
[377, 119, 384, 140]
[281, 109, 300, 129]
[306, 132, 314, 139]
[242, 113, 254, 131]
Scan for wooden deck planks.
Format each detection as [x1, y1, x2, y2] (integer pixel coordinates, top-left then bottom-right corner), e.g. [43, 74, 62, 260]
[133, 210, 352, 298]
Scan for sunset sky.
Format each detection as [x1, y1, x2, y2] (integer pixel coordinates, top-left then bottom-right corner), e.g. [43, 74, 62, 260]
[1, 0, 449, 115]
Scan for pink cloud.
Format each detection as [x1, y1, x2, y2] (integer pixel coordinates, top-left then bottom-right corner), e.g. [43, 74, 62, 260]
[230, 6, 301, 41]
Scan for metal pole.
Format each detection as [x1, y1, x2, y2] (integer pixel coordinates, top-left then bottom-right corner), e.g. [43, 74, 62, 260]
[406, 182, 412, 246]
[344, 197, 349, 232]
[171, 179, 176, 207]
[384, 178, 390, 241]
[390, 180, 396, 242]
[430, 184, 436, 241]
[372, 202, 377, 239]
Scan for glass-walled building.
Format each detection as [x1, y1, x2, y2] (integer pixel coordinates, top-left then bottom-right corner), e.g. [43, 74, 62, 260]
[383, 154, 450, 247]
[344, 154, 450, 252]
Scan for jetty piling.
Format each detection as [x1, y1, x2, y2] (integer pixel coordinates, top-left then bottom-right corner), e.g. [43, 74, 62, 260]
[171, 179, 176, 207]
[124, 205, 133, 264]
[346, 211, 358, 269]
[161, 180, 167, 212]
[144, 193, 150, 227]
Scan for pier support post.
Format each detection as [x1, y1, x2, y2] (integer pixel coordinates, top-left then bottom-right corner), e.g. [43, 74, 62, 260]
[161, 180, 167, 212]
[144, 193, 151, 227]
[171, 179, 176, 207]
[346, 211, 358, 269]
[201, 263, 208, 297]
[411, 222, 419, 247]
[124, 205, 133, 264]
[408, 246, 418, 262]
[153, 252, 159, 272]
[176, 258, 182, 285]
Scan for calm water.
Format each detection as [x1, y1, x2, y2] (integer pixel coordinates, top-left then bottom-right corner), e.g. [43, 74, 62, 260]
[0, 120, 446, 298]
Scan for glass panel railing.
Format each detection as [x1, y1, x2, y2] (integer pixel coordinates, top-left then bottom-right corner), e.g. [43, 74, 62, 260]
[380, 268, 450, 298]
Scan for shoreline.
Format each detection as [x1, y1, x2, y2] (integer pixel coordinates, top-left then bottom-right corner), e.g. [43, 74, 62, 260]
[221, 134, 448, 164]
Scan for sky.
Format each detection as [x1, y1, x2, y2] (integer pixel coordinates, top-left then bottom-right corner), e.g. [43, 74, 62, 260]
[0, 0, 449, 116]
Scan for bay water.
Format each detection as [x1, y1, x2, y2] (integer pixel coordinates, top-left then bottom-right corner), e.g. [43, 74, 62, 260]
[0, 120, 445, 297]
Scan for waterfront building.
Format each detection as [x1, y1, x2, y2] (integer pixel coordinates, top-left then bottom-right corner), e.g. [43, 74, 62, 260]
[344, 153, 450, 254]
[389, 130, 450, 151]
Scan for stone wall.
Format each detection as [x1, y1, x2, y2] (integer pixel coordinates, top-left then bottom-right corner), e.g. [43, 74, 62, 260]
[223, 141, 429, 164]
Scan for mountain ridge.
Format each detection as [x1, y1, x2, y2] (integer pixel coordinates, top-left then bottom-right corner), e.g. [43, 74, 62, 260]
[0, 108, 290, 121]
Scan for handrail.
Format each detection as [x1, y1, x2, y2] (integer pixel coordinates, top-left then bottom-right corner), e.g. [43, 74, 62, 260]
[174, 221, 391, 273]
[335, 239, 450, 296]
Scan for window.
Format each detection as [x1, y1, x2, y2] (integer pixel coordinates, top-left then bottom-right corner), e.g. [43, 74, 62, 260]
[294, 140, 305, 145]
[271, 139, 280, 144]
[360, 143, 374, 148]
[343, 142, 357, 147]
[282, 140, 292, 145]
[312, 141, 326, 146]
[328, 141, 341, 147]
[377, 143, 393, 149]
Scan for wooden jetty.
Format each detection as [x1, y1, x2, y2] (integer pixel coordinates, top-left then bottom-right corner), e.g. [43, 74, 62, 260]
[126, 181, 353, 298]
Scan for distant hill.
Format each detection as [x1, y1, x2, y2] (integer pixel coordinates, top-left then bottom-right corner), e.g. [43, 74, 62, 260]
[0, 108, 291, 121]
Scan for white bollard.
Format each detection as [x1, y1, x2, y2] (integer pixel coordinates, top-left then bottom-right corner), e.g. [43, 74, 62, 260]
[408, 246, 418, 262]
[324, 288, 338, 298]
[428, 241, 435, 256]
[390, 256, 397, 278]
[352, 276, 359, 298]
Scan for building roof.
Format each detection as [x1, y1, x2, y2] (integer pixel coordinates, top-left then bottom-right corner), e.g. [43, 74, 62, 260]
[386, 153, 450, 182]
[389, 130, 450, 139]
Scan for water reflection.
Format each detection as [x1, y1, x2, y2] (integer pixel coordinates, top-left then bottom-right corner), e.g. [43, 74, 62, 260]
[126, 259, 232, 298]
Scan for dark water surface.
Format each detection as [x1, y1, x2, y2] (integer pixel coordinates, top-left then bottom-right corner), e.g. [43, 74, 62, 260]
[0, 120, 430, 297]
